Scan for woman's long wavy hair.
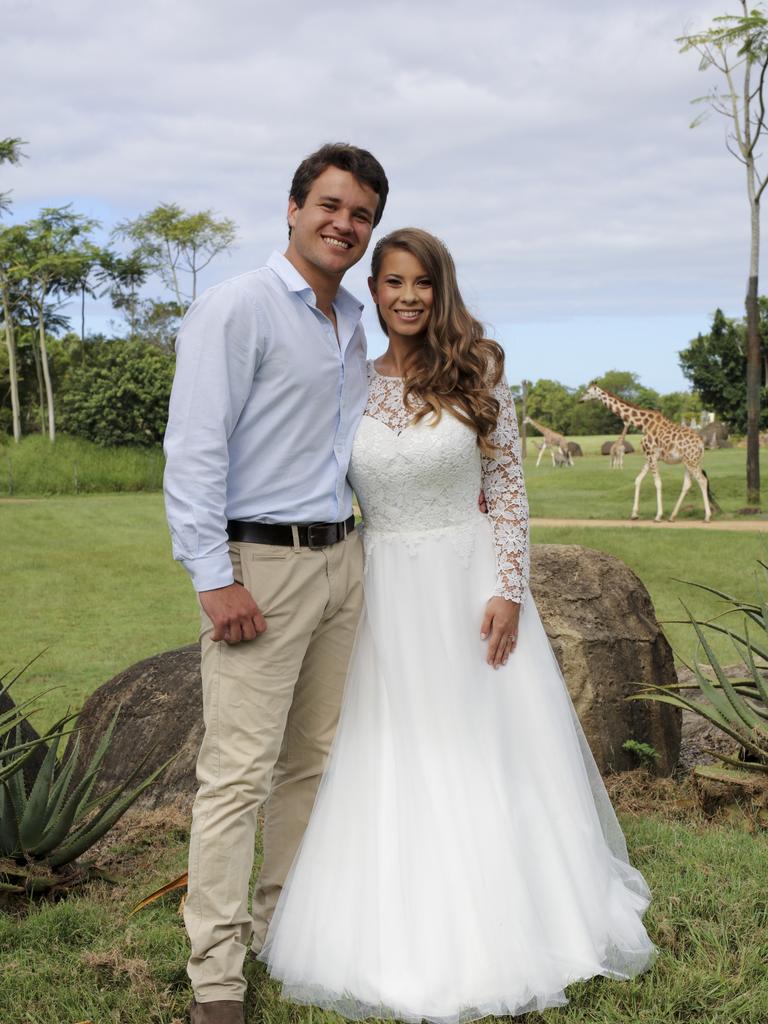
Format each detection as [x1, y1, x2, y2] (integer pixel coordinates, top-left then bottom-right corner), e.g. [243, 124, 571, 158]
[370, 228, 505, 454]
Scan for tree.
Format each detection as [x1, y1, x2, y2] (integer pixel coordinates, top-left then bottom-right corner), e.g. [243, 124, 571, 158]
[64, 240, 114, 346]
[525, 378, 576, 434]
[679, 306, 768, 429]
[0, 137, 27, 441]
[101, 250, 150, 339]
[130, 298, 184, 353]
[679, 3, 768, 505]
[59, 339, 175, 446]
[114, 203, 236, 308]
[570, 371, 658, 435]
[658, 390, 704, 424]
[0, 137, 25, 216]
[4, 208, 98, 440]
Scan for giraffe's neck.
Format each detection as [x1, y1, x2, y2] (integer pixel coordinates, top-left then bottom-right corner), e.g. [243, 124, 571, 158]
[528, 417, 559, 439]
[598, 391, 653, 431]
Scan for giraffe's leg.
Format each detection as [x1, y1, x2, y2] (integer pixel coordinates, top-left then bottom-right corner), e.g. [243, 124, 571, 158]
[632, 462, 650, 519]
[669, 469, 691, 522]
[651, 462, 663, 522]
[690, 467, 712, 522]
[536, 444, 545, 467]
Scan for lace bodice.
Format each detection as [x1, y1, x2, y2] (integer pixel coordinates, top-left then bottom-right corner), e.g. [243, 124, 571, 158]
[348, 363, 530, 602]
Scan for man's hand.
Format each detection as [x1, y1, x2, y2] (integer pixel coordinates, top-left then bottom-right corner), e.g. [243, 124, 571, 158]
[478, 489, 488, 514]
[199, 582, 268, 644]
[480, 596, 521, 668]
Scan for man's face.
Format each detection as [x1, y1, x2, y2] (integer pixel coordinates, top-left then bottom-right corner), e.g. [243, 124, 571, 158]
[285, 166, 379, 285]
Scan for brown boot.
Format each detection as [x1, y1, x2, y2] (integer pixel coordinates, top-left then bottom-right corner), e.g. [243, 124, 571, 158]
[187, 998, 245, 1023]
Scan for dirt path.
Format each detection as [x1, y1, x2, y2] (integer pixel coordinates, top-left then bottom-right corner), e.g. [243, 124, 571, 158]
[532, 516, 768, 532]
[2, 497, 767, 531]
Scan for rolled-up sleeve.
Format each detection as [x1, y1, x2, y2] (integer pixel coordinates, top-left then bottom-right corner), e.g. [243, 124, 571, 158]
[163, 281, 263, 591]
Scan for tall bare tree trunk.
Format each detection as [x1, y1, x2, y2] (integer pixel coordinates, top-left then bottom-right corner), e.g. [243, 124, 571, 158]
[29, 331, 46, 436]
[0, 277, 21, 442]
[37, 302, 56, 442]
[746, 193, 762, 507]
[166, 239, 183, 307]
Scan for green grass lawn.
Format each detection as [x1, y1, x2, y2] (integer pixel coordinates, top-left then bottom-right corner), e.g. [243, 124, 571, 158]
[1, 805, 766, 1024]
[3, 494, 768, 732]
[3, 489, 768, 1024]
[3, 494, 198, 730]
[524, 445, 768, 521]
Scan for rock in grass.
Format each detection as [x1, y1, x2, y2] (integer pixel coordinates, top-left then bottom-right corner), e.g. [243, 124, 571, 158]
[531, 544, 679, 777]
[600, 439, 636, 455]
[73, 545, 680, 813]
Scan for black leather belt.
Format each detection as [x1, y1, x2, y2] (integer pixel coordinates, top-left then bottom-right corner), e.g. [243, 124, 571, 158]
[227, 515, 355, 550]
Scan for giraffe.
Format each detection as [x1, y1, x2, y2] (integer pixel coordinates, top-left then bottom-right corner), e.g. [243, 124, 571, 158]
[523, 416, 573, 467]
[580, 383, 714, 522]
[609, 424, 629, 470]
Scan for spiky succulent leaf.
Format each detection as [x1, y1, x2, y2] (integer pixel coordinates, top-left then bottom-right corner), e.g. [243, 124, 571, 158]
[48, 756, 173, 868]
[44, 734, 81, 827]
[671, 577, 760, 610]
[676, 617, 768, 663]
[18, 733, 61, 849]
[740, 625, 768, 707]
[694, 763, 761, 786]
[0, 881, 24, 893]
[21, 767, 100, 858]
[0, 782, 22, 856]
[72, 706, 122, 820]
[689, 614, 768, 734]
[709, 749, 768, 773]
[130, 871, 188, 915]
[631, 689, 760, 750]
[0, 786, 19, 856]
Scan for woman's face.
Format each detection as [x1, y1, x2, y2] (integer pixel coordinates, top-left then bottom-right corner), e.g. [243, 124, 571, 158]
[369, 248, 434, 341]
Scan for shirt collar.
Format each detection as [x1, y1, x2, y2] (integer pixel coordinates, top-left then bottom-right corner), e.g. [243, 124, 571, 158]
[267, 250, 364, 323]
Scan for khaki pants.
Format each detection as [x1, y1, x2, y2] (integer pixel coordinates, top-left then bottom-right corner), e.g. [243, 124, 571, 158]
[184, 531, 363, 1002]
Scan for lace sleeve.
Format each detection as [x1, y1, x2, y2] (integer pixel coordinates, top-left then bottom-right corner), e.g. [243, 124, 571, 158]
[481, 379, 530, 603]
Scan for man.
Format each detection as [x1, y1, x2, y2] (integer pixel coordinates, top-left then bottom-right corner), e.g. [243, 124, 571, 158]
[163, 143, 389, 1024]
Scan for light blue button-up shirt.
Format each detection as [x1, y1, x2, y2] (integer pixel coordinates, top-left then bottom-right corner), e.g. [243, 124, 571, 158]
[163, 251, 368, 592]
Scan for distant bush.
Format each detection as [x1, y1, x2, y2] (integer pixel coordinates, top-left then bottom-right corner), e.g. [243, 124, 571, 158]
[60, 340, 174, 447]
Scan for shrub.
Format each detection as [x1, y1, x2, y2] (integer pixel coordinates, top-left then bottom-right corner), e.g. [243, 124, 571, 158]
[59, 340, 174, 447]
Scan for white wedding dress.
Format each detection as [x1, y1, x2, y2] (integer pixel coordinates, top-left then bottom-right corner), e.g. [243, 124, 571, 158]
[260, 365, 655, 1023]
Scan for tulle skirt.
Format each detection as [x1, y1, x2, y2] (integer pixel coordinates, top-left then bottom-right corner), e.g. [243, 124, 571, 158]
[260, 516, 655, 1023]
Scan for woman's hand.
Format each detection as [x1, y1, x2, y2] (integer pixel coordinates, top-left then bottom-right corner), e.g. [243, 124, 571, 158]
[480, 597, 521, 668]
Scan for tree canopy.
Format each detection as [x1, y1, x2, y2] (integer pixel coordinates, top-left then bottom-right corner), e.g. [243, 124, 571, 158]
[679, 305, 768, 430]
[114, 203, 236, 307]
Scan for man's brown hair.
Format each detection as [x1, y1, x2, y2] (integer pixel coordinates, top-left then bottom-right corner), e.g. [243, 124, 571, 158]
[289, 143, 389, 231]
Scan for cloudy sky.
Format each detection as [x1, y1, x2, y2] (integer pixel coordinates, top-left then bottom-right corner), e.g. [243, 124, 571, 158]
[2, 0, 756, 392]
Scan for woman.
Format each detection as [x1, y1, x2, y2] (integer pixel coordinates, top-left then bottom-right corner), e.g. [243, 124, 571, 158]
[260, 228, 655, 1022]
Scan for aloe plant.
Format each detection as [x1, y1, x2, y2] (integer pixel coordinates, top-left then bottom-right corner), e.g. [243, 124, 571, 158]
[632, 565, 768, 786]
[0, 664, 173, 894]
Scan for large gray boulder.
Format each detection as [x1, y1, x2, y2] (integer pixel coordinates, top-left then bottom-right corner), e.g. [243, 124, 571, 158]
[699, 422, 730, 449]
[530, 545, 679, 776]
[600, 439, 636, 455]
[74, 544, 680, 813]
